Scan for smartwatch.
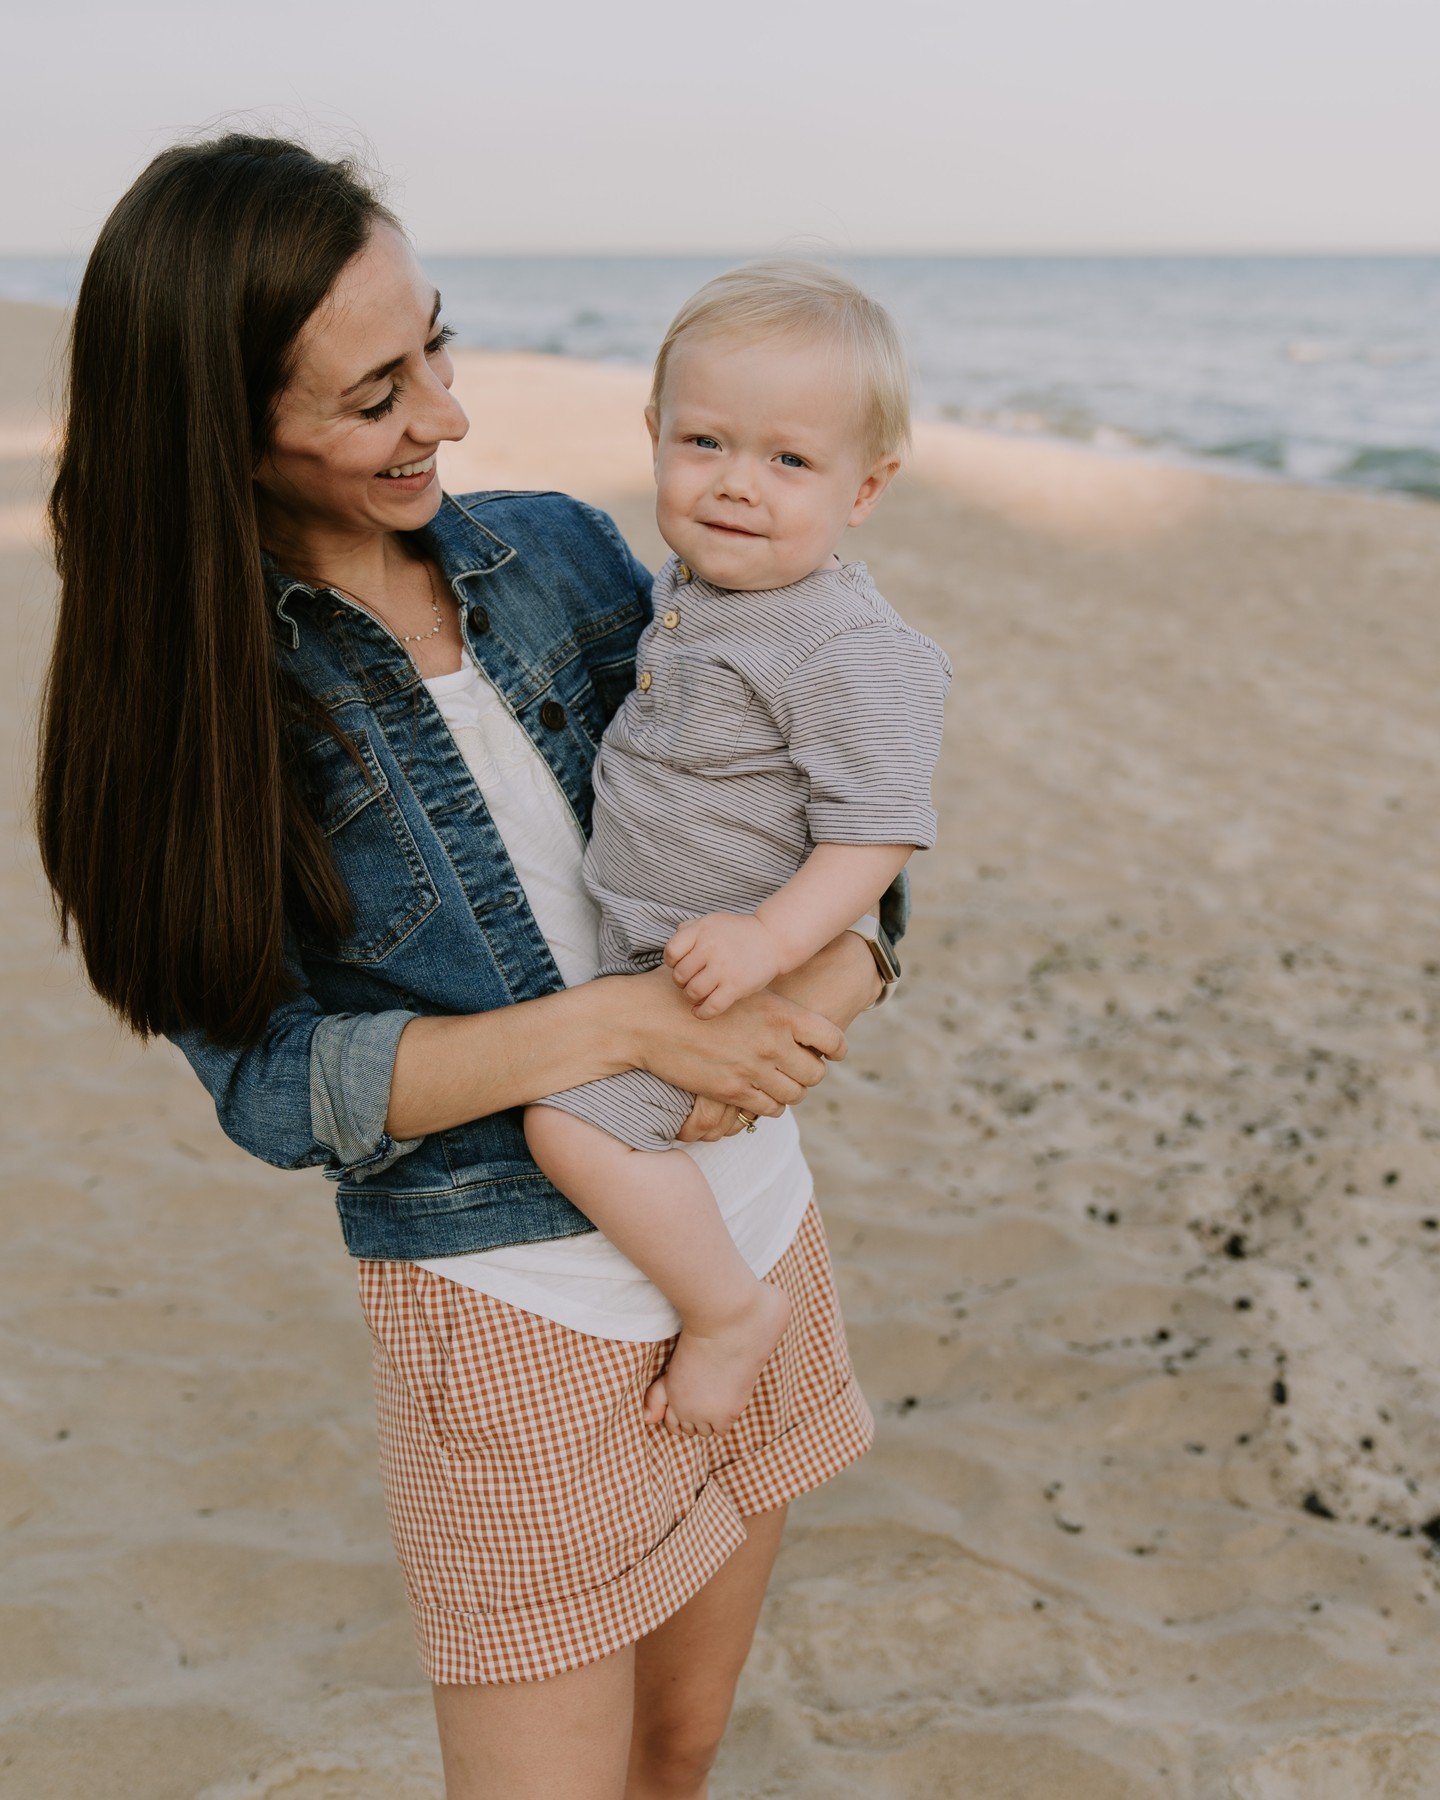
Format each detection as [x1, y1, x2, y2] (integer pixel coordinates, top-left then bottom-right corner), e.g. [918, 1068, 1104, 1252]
[846, 913, 901, 1008]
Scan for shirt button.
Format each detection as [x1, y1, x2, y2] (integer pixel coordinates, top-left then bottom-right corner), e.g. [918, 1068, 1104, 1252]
[539, 699, 566, 729]
[676, 562, 692, 583]
[468, 604, 490, 633]
[662, 609, 680, 629]
[637, 670, 653, 692]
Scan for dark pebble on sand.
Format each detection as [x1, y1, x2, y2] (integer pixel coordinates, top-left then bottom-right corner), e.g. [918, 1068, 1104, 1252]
[1235, 1297, 1252, 1310]
[1421, 1517, 1440, 1547]
[1223, 1233, 1249, 1259]
[1272, 1379, 1289, 1405]
[1303, 1491, 1337, 1520]
[1383, 1171, 1399, 1185]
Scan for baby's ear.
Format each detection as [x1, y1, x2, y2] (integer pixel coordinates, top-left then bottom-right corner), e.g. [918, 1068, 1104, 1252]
[848, 455, 902, 527]
[644, 405, 661, 459]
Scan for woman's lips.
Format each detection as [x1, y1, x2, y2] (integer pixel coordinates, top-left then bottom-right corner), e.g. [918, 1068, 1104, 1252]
[374, 452, 438, 493]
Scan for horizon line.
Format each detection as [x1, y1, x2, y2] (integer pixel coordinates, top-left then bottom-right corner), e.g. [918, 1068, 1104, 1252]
[3, 244, 1439, 262]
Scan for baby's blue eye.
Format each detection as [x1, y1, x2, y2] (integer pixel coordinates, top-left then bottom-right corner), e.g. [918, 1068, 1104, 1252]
[777, 452, 807, 469]
[693, 435, 721, 450]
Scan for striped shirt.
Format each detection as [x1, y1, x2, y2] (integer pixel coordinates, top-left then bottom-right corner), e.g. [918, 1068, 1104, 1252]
[533, 553, 951, 1153]
[585, 553, 952, 975]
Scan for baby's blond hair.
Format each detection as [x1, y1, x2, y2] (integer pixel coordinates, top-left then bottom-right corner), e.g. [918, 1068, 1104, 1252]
[649, 258, 911, 464]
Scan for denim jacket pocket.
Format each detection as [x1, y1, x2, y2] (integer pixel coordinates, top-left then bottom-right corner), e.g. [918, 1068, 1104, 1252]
[296, 726, 441, 965]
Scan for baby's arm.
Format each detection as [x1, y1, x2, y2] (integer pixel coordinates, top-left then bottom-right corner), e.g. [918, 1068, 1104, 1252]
[664, 841, 911, 1019]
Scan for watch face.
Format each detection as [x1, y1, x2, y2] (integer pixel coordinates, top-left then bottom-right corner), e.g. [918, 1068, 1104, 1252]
[873, 924, 901, 982]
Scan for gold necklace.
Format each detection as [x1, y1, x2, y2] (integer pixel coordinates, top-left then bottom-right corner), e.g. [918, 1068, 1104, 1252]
[331, 557, 446, 643]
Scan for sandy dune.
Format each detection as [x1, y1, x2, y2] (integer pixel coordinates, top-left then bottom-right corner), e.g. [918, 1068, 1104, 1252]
[2, 310, 1438, 1797]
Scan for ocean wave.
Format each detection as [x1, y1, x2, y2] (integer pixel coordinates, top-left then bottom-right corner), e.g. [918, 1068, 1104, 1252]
[1335, 446, 1440, 501]
[1203, 436, 1289, 472]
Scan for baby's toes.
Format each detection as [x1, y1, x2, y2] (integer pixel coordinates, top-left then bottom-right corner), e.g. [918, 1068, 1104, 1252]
[642, 1374, 669, 1427]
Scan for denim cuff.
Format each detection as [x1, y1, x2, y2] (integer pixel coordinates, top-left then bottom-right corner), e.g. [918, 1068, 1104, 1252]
[310, 1010, 423, 1184]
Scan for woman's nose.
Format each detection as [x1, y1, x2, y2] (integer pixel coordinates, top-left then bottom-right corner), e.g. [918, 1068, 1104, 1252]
[417, 368, 470, 445]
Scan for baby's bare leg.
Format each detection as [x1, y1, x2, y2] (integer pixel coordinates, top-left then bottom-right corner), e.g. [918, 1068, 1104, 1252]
[524, 1105, 790, 1437]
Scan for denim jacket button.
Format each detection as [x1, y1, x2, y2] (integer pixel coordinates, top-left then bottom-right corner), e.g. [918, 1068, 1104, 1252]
[468, 604, 490, 633]
[539, 699, 566, 730]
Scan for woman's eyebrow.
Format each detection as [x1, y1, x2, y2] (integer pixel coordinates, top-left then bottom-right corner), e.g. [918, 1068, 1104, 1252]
[340, 292, 443, 398]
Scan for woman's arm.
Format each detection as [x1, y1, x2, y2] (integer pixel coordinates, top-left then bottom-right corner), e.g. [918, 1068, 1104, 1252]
[675, 927, 882, 1142]
[384, 965, 848, 1140]
[665, 842, 911, 1017]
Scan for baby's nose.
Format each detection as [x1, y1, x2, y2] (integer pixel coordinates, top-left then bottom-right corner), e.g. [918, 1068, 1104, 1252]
[715, 457, 759, 501]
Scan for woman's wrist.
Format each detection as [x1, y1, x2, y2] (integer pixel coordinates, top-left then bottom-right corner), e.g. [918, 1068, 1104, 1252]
[768, 929, 882, 1029]
[385, 976, 638, 1139]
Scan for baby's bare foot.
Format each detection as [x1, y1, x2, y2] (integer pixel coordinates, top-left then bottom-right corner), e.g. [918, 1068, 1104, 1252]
[643, 1282, 791, 1438]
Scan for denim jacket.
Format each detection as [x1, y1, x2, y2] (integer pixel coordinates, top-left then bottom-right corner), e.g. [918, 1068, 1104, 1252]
[170, 491, 909, 1260]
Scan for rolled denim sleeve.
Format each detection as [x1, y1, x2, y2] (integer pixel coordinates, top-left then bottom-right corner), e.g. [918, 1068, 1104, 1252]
[308, 1010, 423, 1182]
[167, 941, 422, 1184]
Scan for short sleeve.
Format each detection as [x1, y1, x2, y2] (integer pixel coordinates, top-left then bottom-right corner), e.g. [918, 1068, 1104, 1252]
[772, 625, 951, 849]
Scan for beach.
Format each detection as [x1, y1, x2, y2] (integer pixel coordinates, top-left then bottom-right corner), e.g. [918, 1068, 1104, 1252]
[3, 300, 1438, 1796]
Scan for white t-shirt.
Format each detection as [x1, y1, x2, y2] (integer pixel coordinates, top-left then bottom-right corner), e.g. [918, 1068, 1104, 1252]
[415, 650, 814, 1341]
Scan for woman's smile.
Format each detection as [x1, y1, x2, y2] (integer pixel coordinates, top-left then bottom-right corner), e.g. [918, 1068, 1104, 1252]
[375, 450, 438, 491]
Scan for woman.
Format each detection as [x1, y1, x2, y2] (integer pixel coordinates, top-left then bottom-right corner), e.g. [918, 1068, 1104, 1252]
[37, 134, 899, 1797]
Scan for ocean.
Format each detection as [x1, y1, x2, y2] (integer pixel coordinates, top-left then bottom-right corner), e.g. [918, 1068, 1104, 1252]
[4, 252, 1437, 501]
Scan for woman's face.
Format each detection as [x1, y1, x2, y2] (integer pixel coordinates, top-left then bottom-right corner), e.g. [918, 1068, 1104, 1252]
[255, 224, 468, 553]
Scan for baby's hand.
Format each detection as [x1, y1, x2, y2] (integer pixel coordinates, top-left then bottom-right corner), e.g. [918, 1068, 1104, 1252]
[663, 913, 783, 1019]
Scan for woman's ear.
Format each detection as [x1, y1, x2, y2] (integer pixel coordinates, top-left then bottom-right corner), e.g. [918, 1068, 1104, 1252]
[847, 454, 902, 528]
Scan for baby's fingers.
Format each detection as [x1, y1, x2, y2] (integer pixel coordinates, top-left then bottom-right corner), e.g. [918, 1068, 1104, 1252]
[663, 923, 698, 967]
[693, 987, 737, 1020]
[684, 970, 721, 1007]
[670, 947, 708, 987]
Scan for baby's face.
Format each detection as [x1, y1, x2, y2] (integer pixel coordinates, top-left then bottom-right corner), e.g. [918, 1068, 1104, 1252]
[646, 331, 897, 592]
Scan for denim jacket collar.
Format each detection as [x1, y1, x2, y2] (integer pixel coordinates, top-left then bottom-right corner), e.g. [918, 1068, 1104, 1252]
[263, 493, 519, 649]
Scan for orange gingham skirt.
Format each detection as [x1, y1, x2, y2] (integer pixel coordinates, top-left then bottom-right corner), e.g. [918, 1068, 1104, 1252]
[357, 1196, 874, 1686]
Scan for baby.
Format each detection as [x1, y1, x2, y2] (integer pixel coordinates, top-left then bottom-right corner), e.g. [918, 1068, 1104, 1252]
[524, 260, 951, 1437]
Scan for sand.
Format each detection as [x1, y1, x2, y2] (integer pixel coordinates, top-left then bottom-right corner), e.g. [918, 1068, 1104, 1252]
[3, 306, 1438, 1798]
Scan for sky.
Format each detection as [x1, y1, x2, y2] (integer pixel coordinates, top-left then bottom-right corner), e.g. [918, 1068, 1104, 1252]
[6, 0, 1438, 255]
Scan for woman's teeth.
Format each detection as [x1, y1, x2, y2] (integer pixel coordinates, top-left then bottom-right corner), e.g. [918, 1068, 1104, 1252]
[378, 454, 436, 479]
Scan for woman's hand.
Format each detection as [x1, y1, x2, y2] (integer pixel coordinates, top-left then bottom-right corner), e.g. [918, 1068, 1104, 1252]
[629, 964, 846, 1121]
[675, 1096, 751, 1143]
[671, 930, 882, 1142]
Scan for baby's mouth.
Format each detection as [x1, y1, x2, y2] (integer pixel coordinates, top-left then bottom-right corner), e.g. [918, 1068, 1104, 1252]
[702, 521, 761, 537]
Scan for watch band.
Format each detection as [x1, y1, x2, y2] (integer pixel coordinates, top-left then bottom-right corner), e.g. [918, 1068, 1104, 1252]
[847, 912, 901, 1008]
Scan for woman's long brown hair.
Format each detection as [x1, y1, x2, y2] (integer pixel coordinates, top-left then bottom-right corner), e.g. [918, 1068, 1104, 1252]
[37, 134, 395, 1045]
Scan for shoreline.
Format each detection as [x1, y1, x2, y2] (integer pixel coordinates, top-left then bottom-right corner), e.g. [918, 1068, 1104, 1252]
[2, 292, 1433, 511]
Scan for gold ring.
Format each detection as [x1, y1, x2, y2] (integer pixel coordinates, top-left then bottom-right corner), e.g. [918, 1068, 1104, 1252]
[737, 1110, 757, 1132]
